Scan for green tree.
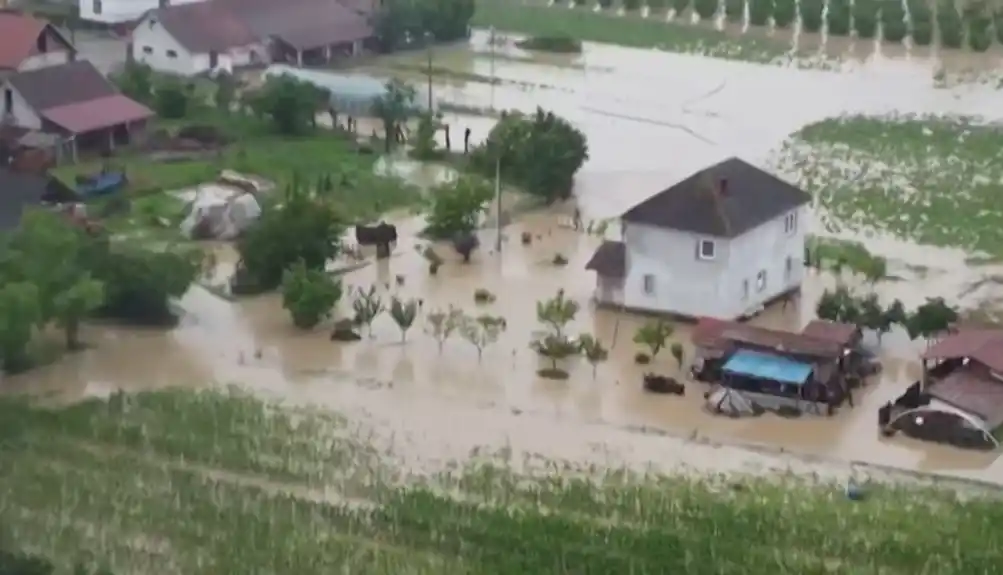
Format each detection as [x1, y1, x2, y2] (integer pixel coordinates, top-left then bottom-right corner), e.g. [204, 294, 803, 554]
[372, 79, 417, 152]
[281, 261, 342, 329]
[578, 333, 608, 378]
[459, 313, 506, 361]
[858, 292, 884, 335]
[0, 282, 41, 373]
[389, 296, 420, 342]
[535, 289, 579, 338]
[114, 62, 154, 103]
[633, 320, 674, 359]
[411, 112, 442, 160]
[89, 243, 201, 325]
[531, 334, 579, 378]
[235, 184, 344, 293]
[373, 0, 422, 52]
[214, 71, 237, 113]
[154, 78, 190, 119]
[52, 275, 105, 350]
[424, 176, 493, 239]
[906, 297, 959, 343]
[470, 108, 588, 202]
[351, 285, 385, 337]
[861, 255, 888, 286]
[425, 305, 463, 353]
[246, 74, 326, 135]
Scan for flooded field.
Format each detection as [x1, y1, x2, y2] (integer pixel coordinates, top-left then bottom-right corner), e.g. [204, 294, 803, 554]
[9, 23, 1003, 513]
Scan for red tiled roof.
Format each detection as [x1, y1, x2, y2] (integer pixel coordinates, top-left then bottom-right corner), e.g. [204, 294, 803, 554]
[927, 366, 1003, 429]
[800, 320, 860, 346]
[691, 318, 842, 360]
[41, 95, 153, 134]
[0, 12, 47, 69]
[922, 327, 1003, 373]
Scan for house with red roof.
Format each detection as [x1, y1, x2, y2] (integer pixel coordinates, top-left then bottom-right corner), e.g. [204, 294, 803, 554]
[130, 0, 375, 76]
[0, 10, 76, 75]
[1, 60, 152, 159]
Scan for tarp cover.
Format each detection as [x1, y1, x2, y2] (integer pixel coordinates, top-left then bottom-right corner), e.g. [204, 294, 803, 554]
[722, 349, 813, 385]
[180, 187, 261, 240]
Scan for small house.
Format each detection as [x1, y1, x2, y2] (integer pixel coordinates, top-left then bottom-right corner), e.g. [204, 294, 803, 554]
[586, 157, 810, 320]
[0, 11, 76, 77]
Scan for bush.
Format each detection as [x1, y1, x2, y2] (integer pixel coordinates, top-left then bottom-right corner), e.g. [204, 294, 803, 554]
[747, 0, 773, 25]
[671, 0, 689, 15]
[280, 261, 342, 329]
[881, 0, 908, 42]
[826, 0, 851, 35]
[724, 0, 744, 21]
[647, 0, 667, 10]
[634, 352, 651, 364]
[968, 17, 993, 51]
[598, 0, 613, 8]
[624, 0, 642, 11]
[911, 18, 934, 44]
[773, 0, 796, 27]
[694, 0, 718, 19]
[154, 80, 190, 119]
[937, 0, 964, 48]
[852, 0, 879, 37]
[516, 35, 583, 53]
[996, 11, 1003, 44]
[799, 0, 824, 31]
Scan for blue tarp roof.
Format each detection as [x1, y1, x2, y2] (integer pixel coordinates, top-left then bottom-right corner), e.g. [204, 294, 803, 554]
[722, 350, 813, 385]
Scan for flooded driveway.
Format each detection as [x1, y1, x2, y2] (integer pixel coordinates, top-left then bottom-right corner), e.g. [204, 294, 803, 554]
[10, 31, 1003, 486]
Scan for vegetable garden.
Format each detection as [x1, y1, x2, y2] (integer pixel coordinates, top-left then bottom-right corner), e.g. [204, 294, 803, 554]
[773, 114, 1003, 255]
[3, 387, 1003, 573]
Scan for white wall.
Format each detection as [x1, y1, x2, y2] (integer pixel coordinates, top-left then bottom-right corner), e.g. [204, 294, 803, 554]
[132, 14, 263, 76]
[622, 222, 733, 318]
[0, 83, 43, 130]
[79, 0, 204, 24]
[620, 205, 806, 320]
[723, 205, 806, 319]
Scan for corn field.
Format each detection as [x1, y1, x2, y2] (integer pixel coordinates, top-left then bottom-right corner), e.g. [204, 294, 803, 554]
[581, 0, 1003, 51]
[1, 388, 1002, 573]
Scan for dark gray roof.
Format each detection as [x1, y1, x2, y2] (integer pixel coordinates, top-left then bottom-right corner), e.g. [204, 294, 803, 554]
[6, 60, 116, 111]
[585, 240, 625, 277]
[216, 0, 373, 50]
[621, 157, 811, 237]
[146, 1, 258, 53]
[0, 169, 52, 231]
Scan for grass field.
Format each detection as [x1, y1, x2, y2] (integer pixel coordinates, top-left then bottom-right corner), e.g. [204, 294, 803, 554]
[3, 387, 1002, 574]
[472, 0, 797, 63]
[774, 114, 1003, 256]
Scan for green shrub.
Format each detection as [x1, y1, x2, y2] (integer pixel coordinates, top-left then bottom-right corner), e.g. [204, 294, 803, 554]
[852, 0, 878, 37]
[773, 0, 796, 27]
[647, 0, 668, 10]
[724, 0, 744, 21]
[747, 0, 774, 25]
[911, 17, 934, 44]
[624, 0, 642, 10]
[967, 17, 993, 51]
[881, 0, 908, 42]
[826, 0, 851, 35]
[598, 0, 613, 9]
[694, 0, 717, 19]
[799, 0, 824, 31]
[671, 0, 689, 15]
[995, 10, 1003, 44]
[937, 0, 964, 48]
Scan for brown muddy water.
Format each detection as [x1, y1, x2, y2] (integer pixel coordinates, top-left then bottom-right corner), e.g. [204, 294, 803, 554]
[10, 31, 1003, 488]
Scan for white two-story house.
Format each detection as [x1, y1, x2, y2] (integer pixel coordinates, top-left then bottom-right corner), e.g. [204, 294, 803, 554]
[585, 157, 811, 321]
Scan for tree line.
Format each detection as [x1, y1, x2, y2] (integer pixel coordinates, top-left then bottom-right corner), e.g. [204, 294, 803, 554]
[816, 286, 959, 343]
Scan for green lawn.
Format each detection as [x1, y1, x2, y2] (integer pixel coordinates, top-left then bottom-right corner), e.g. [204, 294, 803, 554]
[55, 114, 421, 231]
[2, 388, 1001, 574]
[775, 114, 1003, 256]
[473, 0, 796, 63]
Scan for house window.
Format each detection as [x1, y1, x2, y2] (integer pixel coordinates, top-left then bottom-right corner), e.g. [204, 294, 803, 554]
[167, 50, 178, 58]
[642, 274, 655, 295]
[741, 279, 749, 300]
[93, 0, 102, 14]
[785, 256, 793, 279]
[142, 46, 153, 55]
[697, 239, 715, 260]
[784, 212, 797, 235]
[756, 270, 767, 292]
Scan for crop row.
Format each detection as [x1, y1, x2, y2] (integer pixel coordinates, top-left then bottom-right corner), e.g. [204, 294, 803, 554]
[3, 390, 1003, 573]
[579, 0, 1003, 52]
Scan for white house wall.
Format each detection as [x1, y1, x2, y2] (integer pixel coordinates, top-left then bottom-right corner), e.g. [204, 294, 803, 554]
[79, 0, 204, 24]
[132, 15, 263, 76]
[0, 83, 43, 130]
[19, 51, 70, 72]
[620, 205, 807, 320]
[622, 222, 733, 318]
[723, 205, 807, 319]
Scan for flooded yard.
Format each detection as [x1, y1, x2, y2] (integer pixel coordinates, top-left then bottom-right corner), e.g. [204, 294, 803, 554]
[9, 19, 1003, 524]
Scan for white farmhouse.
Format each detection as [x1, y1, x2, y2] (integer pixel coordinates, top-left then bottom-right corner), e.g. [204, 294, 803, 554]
[130, 0, 374, 77]
[585, 157, 811, 320]
[78, 0, 204, 26]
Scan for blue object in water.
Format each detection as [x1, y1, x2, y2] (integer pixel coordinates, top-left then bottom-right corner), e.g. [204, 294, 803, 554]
[76, 172, 126, 199]
[722, 349, 813, 385]
[845, 482, 865, 501]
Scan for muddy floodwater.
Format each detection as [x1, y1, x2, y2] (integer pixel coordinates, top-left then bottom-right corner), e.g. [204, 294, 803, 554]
[11, 31, 1003, 487]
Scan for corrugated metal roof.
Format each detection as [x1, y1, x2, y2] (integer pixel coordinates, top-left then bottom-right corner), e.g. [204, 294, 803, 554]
[42, 94, 153, 134]
[922, 328, 1003, 373]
